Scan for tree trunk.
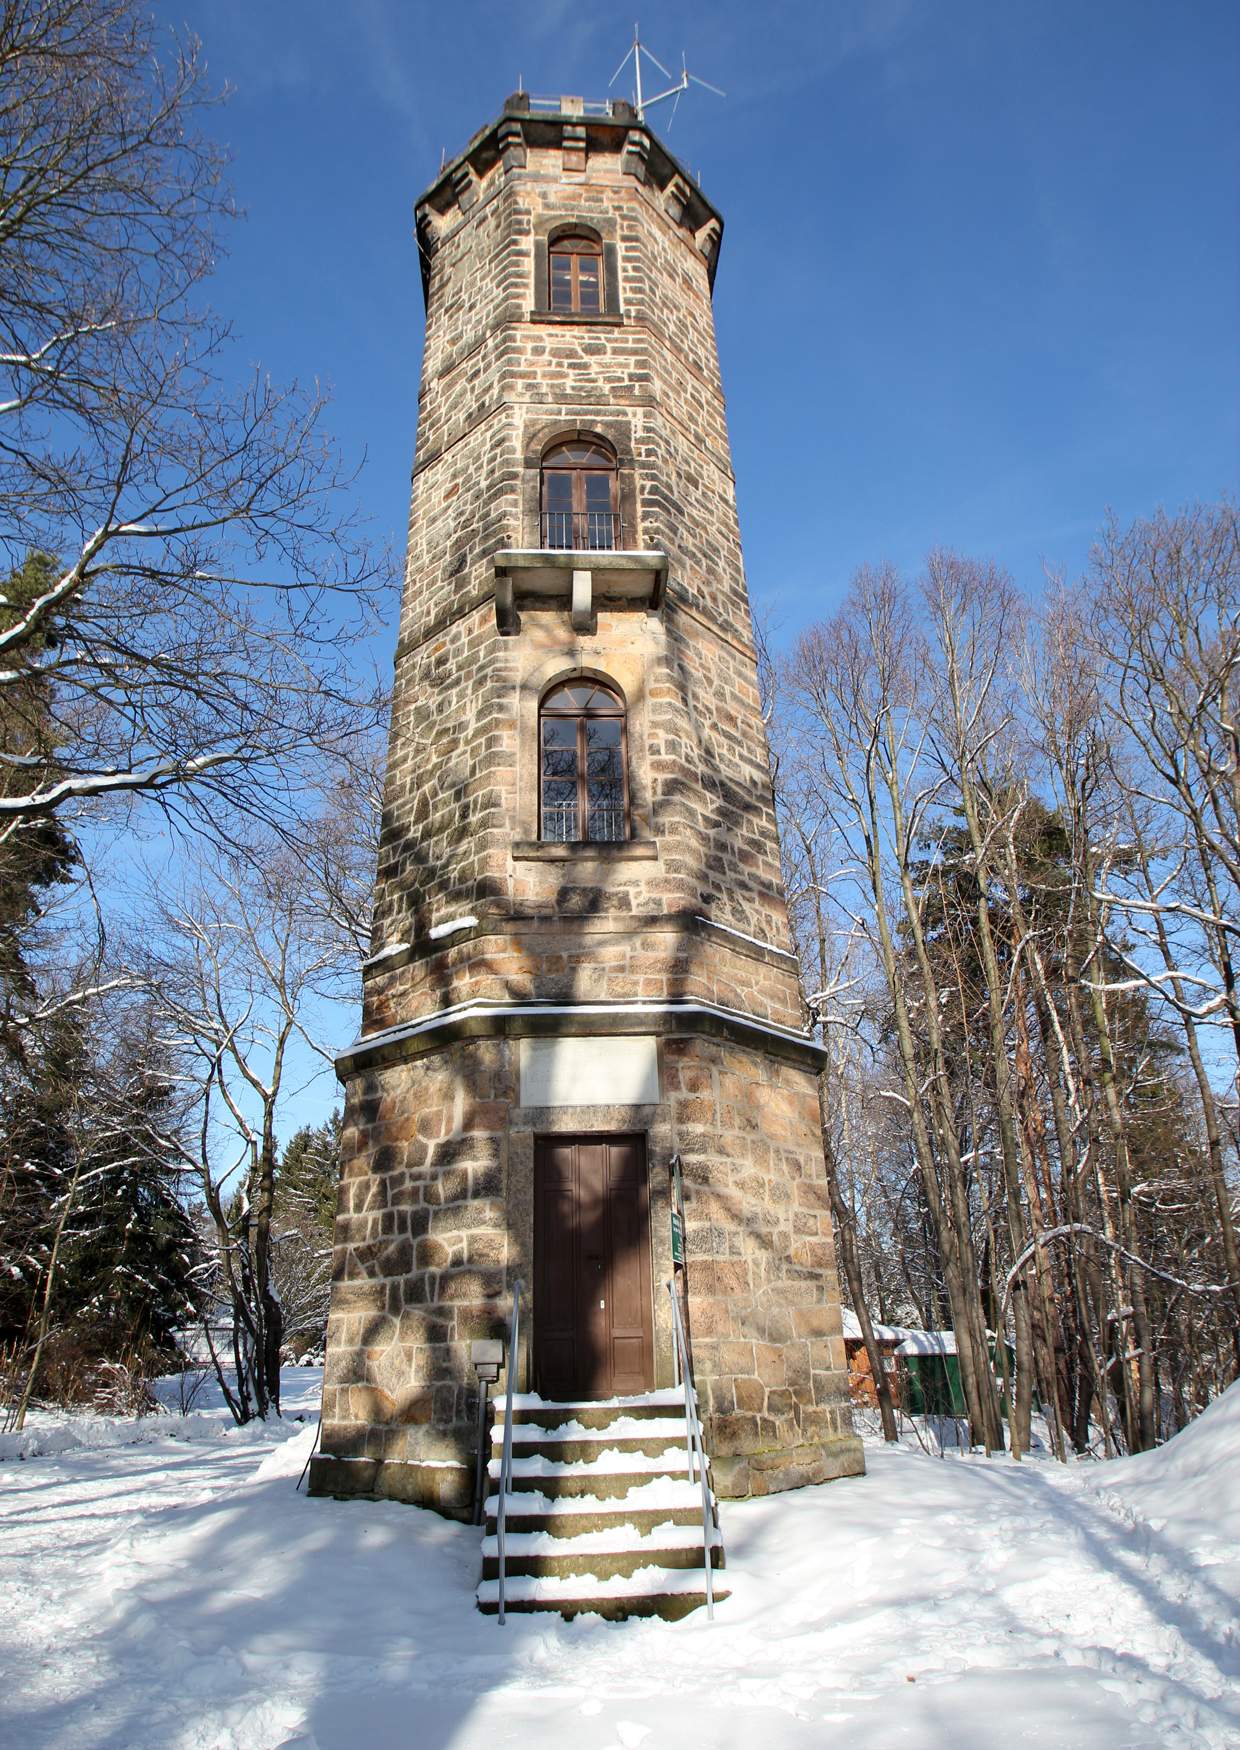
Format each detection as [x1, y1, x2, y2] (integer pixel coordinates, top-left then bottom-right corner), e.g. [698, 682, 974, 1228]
[817, 1070, 899, 1441]
[10, 1151, 84, 1433]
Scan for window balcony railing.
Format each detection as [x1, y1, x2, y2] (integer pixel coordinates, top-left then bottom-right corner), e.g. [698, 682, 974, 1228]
[542, 804, 626, 844]
[540, 510, 624, 551]
[527, 97, 626, 119]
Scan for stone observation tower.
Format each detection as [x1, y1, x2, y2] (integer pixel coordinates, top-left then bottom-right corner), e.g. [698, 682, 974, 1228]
[310, 94, 863, 1525]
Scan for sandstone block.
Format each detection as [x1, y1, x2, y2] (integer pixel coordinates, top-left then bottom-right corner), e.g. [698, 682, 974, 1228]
[415, 1235, 451, 1270]
[733, 1376, 765, 1413]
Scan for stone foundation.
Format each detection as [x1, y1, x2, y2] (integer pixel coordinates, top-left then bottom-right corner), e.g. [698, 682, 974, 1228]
[308, 1454, 474, 1518]
[310, 1026, 864, 1515]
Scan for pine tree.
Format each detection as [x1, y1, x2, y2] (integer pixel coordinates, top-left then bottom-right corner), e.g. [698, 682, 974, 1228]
[0, 554, 78, 1056]
[269, 1113, 340, 1356]
[1, 1002, 195, 1414]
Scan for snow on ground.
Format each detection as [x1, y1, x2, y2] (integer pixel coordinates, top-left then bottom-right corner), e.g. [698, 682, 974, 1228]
[0, 1370, 1236, 1749]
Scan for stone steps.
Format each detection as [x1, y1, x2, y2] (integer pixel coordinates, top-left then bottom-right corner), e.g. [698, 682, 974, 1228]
[486, 1449, 707, 1498]
[475, 1568, 725, 1622]
[489, 1417, 694, 1463]
[483, 1490, 703, 1538]
[478, 1389, 727, 1620]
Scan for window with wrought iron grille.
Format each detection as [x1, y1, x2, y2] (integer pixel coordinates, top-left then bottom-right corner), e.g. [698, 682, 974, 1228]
[549, 231, 603, 314]
[539, 680, 628, 843]
[540, 439, 620, 550]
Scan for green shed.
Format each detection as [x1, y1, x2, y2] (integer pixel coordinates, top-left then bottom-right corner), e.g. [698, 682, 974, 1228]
[896, 1332, 966, 1416]
[896, 1330, 1018, 1418]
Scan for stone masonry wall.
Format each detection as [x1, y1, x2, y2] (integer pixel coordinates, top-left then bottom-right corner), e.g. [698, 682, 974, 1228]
[313, 103, 862, 1514]
[664, 1034, 859, 1494]
[316, 1039, 513, 1516]
[368, 118, 793, 1010]
[315, 1025, 860, 1512]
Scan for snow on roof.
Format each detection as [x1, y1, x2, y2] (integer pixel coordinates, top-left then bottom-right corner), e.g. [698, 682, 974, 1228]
[896, 1330, 958, 1357]
[840, 1308, 928, 1346]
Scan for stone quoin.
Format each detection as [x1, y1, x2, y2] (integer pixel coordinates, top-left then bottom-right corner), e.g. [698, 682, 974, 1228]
[310, 92, 865, 1518]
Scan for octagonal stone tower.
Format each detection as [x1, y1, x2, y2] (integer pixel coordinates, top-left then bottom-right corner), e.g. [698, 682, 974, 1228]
[310, 95, 863, 1515]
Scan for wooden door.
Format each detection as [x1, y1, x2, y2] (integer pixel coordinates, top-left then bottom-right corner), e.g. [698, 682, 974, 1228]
[533, 1135, 653, 1400]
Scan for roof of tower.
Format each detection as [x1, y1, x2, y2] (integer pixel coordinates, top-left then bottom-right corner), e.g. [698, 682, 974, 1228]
[414, 94, 724, 299]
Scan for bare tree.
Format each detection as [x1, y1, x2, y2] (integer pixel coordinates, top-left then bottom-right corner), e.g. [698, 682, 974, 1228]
[154, 843, 343, 1421]
[148, 736, 379, 1423]
[0, 0, 391, 862]
[789, 569, 1006, 1453]
[1081, 505, 1240, 1357]
[779, 530, 1238, 1462]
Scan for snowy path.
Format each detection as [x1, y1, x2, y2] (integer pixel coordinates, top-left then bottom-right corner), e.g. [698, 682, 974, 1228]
[0, 1375, 1236, 1749]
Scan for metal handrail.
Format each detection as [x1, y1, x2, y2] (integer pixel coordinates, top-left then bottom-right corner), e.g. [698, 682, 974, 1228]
[540, 510, 623, 550]
[496, 1277, 523, 1626]
[666, 1278, 715, 1619]
[541, 803, 626, 844]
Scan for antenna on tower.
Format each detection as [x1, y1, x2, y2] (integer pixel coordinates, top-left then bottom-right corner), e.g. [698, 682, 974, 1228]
[609, 22, 725, 128]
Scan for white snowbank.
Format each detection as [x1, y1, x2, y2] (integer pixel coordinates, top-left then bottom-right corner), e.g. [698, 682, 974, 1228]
[0, 1364, 323, 1463]
[0, 1410, 303, 1464]
[0, 1367, 1236, 1749]
[1085, 1379, 1240, 1556]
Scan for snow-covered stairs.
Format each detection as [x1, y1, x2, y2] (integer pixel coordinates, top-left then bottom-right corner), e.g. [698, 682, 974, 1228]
[476, 1389, 728, 1621]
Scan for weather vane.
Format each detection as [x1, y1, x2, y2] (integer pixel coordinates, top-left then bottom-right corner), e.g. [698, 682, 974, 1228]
[609, 23, 725, 127]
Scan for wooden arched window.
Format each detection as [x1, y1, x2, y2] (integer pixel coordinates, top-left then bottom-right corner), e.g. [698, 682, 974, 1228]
[540, 440, 618, 550]
[549, 231, 603, 314]
[540, 679, 628, 843]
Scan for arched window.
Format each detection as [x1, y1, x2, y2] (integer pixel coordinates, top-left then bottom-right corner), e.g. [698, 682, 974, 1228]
[540, 680, 628, 843]
[549, 231, 603, 314]
[540, 440, 618, 550]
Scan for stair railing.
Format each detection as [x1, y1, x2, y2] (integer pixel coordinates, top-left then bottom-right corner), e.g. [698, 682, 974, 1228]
[496, 1277, 523, 1626]
[666, 1277, 715, 1620]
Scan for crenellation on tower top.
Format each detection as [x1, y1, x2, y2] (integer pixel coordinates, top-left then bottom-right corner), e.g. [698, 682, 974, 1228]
[416, 95, 723, 298]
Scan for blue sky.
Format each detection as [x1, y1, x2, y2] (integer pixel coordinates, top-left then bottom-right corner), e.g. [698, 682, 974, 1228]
[176, 0, 1238, 640]
[158, 1, 1238, 1138]
[177, 0, 1238, 642]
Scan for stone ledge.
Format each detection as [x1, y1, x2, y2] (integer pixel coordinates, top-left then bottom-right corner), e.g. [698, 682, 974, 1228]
[494, 547, 669, 634]
[308, 1453, 474, 1521]
[527, 310, 625, 328]
[360, 910, 803, 980]
[511, 839, 658, 861]
[711, 1435, 865, 1500]
[338, 997, 828, 1079]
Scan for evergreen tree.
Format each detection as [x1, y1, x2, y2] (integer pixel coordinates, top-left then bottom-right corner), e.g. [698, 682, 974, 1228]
[269, 1112, 340, 1356]
[1, 1001, 195, 1412]
[0, 554, 78, 1054]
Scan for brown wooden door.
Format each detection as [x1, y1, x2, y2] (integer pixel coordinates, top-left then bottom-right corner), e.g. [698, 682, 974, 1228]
[533, 1135, 654, 1400]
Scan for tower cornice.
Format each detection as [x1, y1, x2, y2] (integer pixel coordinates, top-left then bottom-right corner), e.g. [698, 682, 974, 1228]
[414, 93, 724, 301]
